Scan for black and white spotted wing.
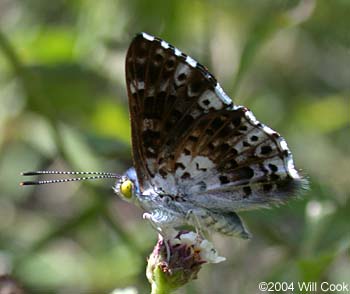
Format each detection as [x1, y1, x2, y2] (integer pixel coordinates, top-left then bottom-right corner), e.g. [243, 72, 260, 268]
[125, 32, 306, 211]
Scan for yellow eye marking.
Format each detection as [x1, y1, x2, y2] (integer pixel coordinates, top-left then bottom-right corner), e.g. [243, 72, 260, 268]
[121, 180, 133, 199]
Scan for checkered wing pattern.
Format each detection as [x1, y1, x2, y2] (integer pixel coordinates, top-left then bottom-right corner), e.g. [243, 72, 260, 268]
[125, 33, 306, 211]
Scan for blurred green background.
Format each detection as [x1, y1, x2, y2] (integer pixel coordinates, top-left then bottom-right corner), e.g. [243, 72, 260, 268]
[0, 0, 349, 293]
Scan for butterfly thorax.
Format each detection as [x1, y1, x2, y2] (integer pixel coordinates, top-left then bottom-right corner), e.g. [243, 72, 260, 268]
[113, 167, 188, 225]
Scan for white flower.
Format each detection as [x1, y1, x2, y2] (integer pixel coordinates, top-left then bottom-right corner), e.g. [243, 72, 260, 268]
[198, 240, 226, 263]
[175, 231, 226, 264]
[177, 231, 199, 245]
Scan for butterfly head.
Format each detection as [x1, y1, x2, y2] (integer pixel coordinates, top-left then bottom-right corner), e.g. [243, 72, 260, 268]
[120, 179, 134, 199]
[113, 167, 141, 204]
[114, 177, 136, 203]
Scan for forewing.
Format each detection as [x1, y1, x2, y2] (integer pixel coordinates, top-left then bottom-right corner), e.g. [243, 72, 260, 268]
[126, 32, 232, 193]
[125, 32, 306, 210]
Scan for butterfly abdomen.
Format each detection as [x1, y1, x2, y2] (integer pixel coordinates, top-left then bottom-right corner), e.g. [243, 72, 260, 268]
[187, 208, 251, 239]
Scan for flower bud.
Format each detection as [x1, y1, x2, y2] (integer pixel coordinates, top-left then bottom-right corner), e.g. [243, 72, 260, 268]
[146, 231, 225, 293]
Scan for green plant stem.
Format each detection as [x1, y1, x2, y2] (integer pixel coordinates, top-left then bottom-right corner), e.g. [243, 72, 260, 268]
[150, 267, 175, 294]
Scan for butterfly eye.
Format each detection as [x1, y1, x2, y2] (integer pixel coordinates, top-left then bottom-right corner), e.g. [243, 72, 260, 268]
[120, 180, 133, 199]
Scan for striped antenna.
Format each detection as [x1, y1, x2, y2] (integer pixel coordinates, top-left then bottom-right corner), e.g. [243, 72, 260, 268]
[20, 171, 121, 186]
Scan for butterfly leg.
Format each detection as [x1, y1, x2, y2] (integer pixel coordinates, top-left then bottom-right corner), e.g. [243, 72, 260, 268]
[143, 209, 187, 261]
[143, 209, 183, 234]
[143, 212, 163, 233]
[186, 209, 211, 239]
[143, 212, 171, 260]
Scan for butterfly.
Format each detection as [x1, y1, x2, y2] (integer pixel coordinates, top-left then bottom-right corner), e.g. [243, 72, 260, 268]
[21, 32, 307, 239]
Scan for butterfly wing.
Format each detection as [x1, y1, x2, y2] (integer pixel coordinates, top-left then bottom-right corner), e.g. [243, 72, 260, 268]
[125, 32, 306, 211]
